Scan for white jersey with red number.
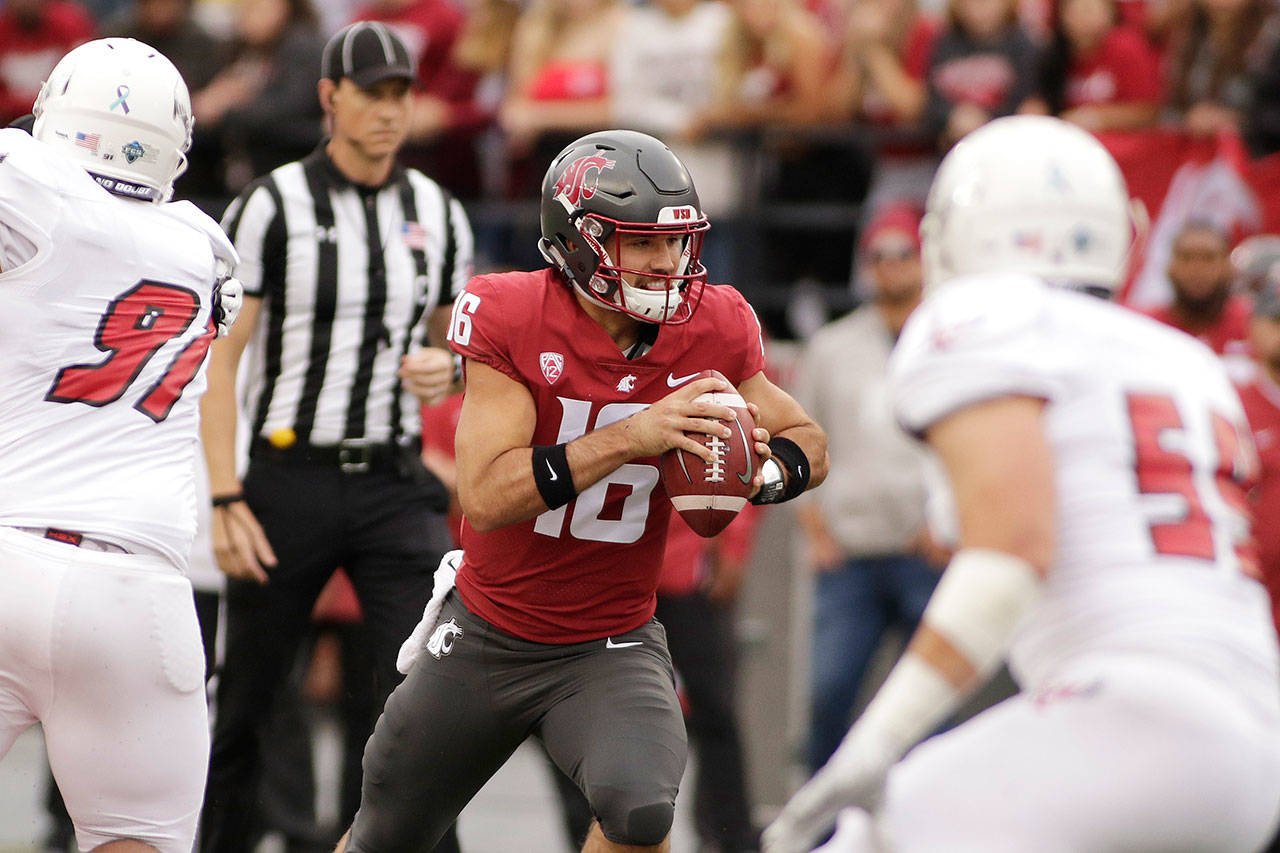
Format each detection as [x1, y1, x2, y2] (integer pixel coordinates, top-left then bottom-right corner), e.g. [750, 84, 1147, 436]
[890, 273, 1279, 705]
[0, 129, 234, 570]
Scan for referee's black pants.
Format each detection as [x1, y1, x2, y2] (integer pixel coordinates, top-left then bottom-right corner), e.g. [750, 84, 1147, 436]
[200, 456, 459, 853]
[655, 590, 759, 851]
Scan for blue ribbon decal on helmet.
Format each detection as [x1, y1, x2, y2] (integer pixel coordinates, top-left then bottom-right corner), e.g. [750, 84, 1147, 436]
[109, 85, 130, 114]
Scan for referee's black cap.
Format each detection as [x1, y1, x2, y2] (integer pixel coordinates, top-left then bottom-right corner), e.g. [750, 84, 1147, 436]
[321, 21, 415, 89]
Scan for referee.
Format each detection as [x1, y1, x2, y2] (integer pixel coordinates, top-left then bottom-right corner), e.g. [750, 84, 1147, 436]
[198, 22, 470, 852]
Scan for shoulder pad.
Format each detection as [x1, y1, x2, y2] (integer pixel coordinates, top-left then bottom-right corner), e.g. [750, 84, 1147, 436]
[905, 273, 1051, 358]
[162, 200, 240, 271]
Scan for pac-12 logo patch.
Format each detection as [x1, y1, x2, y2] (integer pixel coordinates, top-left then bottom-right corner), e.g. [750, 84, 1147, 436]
[427, 618, 463, 660]
[540, 351, 564, 385]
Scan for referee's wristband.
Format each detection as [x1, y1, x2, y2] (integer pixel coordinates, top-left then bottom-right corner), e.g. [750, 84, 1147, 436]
[211, 493, 245, 509]
[531, 443, 577, 510]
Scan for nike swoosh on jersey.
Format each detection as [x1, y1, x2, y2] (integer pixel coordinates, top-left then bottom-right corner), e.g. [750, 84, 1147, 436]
[667, 371, 700, 387]
[605, 637, 643, 649]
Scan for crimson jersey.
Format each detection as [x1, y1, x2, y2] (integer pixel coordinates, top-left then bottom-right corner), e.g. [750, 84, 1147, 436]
[1238, 374, 1280, 634]
[448, 269, 767, 643]
[1141, 295, 1254, 383]
[1063, 26, 1162, 111]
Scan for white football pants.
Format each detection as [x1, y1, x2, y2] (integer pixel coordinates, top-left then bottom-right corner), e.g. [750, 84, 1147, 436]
[0, 526, 209, 853]
[821, 654, 1280, 853]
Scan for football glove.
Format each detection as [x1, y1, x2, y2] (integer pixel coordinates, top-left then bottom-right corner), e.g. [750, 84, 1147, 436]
[213, 274, 243, 338]
[762, 728, 897, 853]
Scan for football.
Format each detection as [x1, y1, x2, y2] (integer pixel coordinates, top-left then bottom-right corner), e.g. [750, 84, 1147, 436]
[660, 369, 759, 538]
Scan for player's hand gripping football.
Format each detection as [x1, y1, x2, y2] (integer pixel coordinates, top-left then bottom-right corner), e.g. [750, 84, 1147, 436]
[622, 376, 746, 462]
[212, 497, 277, 584]
[399, 347, 456, 406]
[762, 727, 897, 853]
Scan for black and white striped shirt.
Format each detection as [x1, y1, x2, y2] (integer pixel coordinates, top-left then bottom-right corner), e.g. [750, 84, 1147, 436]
[222, 147, 473, 446]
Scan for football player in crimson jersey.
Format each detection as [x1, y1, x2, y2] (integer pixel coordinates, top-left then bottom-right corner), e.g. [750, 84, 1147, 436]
[765, 116, 1280, 853]
[0, 39, 241, 853]
[335, 130, 828, 853]
[1239, 277, 1280, 636]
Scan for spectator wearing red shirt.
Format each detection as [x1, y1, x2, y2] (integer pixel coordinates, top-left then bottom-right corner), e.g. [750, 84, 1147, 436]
[1237, 275, 1280, 635]
[1143, 220, 1255, 382]
[1024, 0, 1162, 131]
[0, 0, 94, 125]
[353, 0, 486, 196]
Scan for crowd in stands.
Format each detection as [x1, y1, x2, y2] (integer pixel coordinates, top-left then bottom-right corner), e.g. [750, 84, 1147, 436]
[6, 0, 1280, 334]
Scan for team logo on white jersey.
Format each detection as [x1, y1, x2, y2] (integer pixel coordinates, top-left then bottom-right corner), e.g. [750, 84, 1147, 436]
[427, 618, 463, 660]
[540, 352, 564, 385]
[616, 374, 636, 393]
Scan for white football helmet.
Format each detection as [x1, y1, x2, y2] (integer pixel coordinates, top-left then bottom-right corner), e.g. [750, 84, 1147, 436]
[921, 115, 1137, 294]
[32, 38, 193, 203]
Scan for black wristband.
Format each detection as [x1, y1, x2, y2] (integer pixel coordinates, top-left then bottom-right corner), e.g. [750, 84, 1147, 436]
[768, 435, 811, 503]
[211, 493, 245, 509]
[531, 444, 577, 510]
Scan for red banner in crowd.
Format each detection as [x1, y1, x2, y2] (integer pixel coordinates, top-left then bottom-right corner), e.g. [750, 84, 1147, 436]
[1097, 129, 1280, 309]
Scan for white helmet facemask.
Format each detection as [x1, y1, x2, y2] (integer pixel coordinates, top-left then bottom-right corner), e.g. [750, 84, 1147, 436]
[32, 38, 193, 203]
[922, 115, 1137, 296]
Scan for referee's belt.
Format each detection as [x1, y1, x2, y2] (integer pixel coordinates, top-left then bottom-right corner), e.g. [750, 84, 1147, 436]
[250, 436, 421, 474]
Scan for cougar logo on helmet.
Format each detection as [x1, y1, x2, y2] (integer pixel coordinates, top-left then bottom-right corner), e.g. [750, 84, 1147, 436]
[553, 154, 615, 209]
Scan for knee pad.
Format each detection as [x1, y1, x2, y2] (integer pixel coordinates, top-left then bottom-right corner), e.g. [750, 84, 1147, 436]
[595, 789, 674, 847]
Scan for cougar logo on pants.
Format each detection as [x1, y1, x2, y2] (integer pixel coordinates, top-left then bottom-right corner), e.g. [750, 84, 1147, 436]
[427, 618, 463, 659]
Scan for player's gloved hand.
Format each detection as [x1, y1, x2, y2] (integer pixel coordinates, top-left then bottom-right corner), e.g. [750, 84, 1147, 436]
[213, 275, 244, 338]
[762, 728, 897, 853]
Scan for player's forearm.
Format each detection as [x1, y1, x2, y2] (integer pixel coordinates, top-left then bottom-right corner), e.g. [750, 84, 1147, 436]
[773, 422, 830, 491]
[200, 351, 241, 496]
[459, 418, 648, 532]
[847, 549, 1041, 762]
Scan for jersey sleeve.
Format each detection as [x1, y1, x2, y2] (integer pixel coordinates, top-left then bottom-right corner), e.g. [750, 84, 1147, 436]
[889, 275, 1068, 435]
[164, 199, 240, 278]
[0, 129, 59, 269]
[450, 273, 524, 384]
[220, 178, 281, 298]
[723, 285, 768, 384]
